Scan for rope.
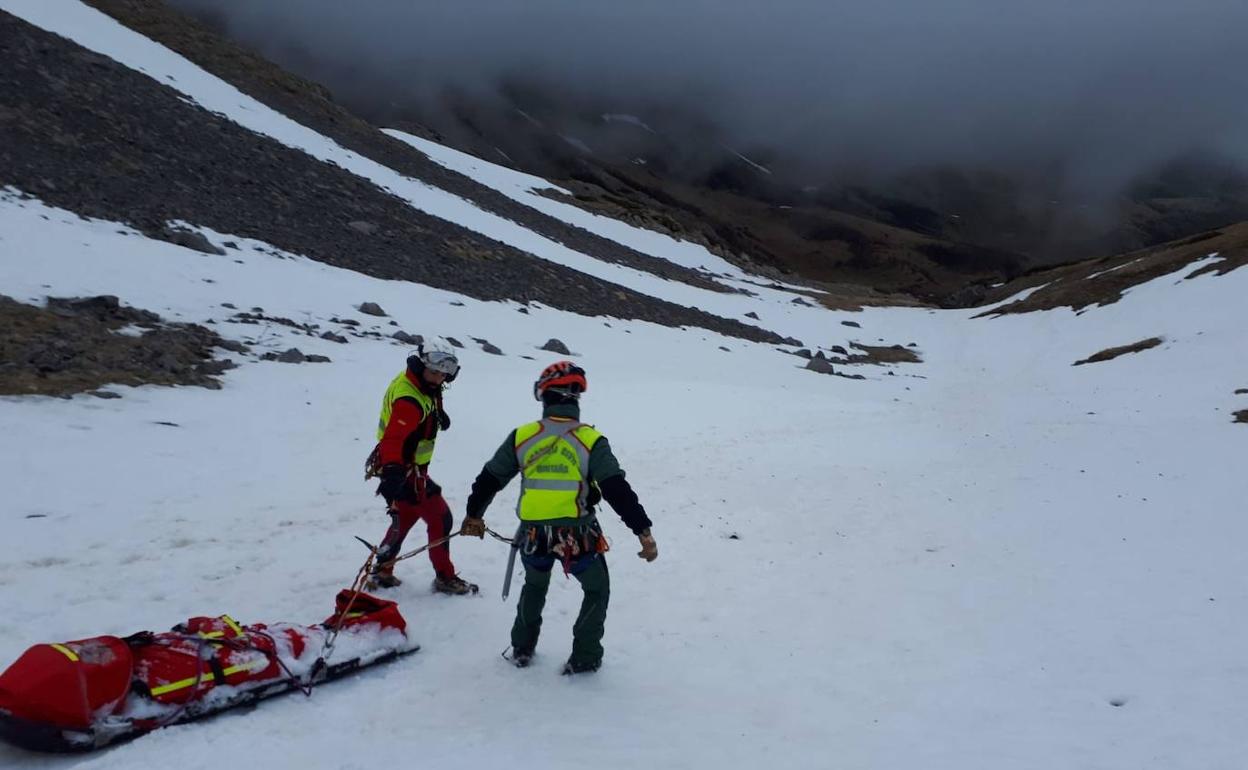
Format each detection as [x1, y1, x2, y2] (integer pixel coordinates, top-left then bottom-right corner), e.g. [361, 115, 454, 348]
[306, 548, 376, 684]
[379, 531, 459, 568]
[485, 526, 515, 545]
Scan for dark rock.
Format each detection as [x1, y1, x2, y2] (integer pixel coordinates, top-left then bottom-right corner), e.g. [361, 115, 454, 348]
[392, 331, 423, 345]
[745, 311, 759, 320]
[275, 348, 306, 363]
[197, 359, 237, 375]
[336, 318, 360, 327]
[251, 307, 264, 313]
[160, 226, 226, 255]
[540, 338, 571, 355]
[841, 320, 861, 328]
[222, 241, 239, 250]
[481, 342, 503, 355]
[357, 302, 387, 317]
[221, 302, 237, 309]
[0, 295, 233, 396]
[306, 354, 332, 363]
[348, 220, 379, 236]
[445, 337, 464, 348]
[790, 297, 812, 306]
[1235, 388, 1248, 395]
[450, 301, 466, 307]
[944, 284, 988, 308]
[830, 345, 848, 355]
[89, 390, 122, 399]
[794, 349, 813, 359]
[216, 339, 249, 353]
[804, 357, 837, 375]
[719, 346, 731, 352]
[321, 331, 349, 344]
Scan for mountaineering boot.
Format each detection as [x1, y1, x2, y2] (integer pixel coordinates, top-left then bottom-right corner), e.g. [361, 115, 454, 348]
[561, 657, 601, 676]
[366, 564, 402, 590]
[432, 574, 479, 595]
[510, 646, 534, 668]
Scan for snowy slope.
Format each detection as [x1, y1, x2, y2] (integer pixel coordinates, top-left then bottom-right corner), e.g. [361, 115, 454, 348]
[3, 2, 1248, 769]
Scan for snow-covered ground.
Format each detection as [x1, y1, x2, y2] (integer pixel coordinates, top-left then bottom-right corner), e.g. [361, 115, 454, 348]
[2, 2, 1248, 768]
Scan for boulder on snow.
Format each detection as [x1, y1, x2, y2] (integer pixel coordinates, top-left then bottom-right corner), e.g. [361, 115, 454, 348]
[804, 357, 837, 375]
[320, 331, 349, 344]
[445, 337, 464, 348]
[393, 331, 423, 345]
[840, 320, 861, 328]
[540, 338, 571, 355]
[357, 302, 387, 317]
[745, 311, 760, 320]
[160, 226, 226, 256]
[262, 348, 307, 364]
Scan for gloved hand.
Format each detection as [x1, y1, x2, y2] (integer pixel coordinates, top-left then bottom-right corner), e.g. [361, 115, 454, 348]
[637, 529, 658, 562]
[376, 464, 407, 504]
[438, 409, 451, 431]
[460, 516, 486, 539]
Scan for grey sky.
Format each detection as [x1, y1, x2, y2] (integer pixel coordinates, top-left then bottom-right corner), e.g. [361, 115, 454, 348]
[174, 0, 1248, 193]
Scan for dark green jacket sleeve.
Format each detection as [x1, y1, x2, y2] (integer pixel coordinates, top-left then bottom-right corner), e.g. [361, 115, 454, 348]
[589, 437, 652, 535]
[464, 430, 518, 519]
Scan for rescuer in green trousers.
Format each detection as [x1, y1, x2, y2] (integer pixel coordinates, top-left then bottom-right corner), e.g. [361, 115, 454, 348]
[460, 361, 657, 674]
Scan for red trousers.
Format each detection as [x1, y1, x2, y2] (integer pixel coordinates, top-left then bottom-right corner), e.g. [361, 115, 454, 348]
[377, 493, 456, 578]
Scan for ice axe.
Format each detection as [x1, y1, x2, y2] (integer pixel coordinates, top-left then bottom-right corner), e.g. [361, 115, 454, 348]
[500, 522, 524, 601]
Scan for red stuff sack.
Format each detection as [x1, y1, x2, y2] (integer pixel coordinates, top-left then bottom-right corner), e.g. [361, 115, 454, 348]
[323, 591, 406, 634]
[0, 636, 132, 730]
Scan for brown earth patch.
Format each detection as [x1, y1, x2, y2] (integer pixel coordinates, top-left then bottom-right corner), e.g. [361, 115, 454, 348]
[1072, 337, 1163, 366]
[846, 343, 923, 365]
[0, 295, 235, 397]
[544, 172, 1024, 306]
[978, 223, 1248, 317]
[1234, 410, 1248, 424]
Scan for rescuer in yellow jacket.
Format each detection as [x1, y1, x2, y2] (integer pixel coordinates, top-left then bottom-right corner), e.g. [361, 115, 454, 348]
[460, 361, 657, 674]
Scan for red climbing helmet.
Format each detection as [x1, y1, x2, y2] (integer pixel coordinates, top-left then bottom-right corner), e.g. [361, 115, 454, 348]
[533, 360, 587, 401]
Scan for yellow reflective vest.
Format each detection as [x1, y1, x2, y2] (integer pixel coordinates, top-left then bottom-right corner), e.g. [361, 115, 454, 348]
[513, 418, 603, 521]
[376, 371, 438, 466]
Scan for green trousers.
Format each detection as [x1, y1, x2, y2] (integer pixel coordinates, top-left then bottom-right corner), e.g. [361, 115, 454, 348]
[511, 553, 610, 666]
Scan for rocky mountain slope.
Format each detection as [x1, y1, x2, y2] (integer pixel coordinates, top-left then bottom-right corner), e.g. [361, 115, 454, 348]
[0, 6, 789, 345]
